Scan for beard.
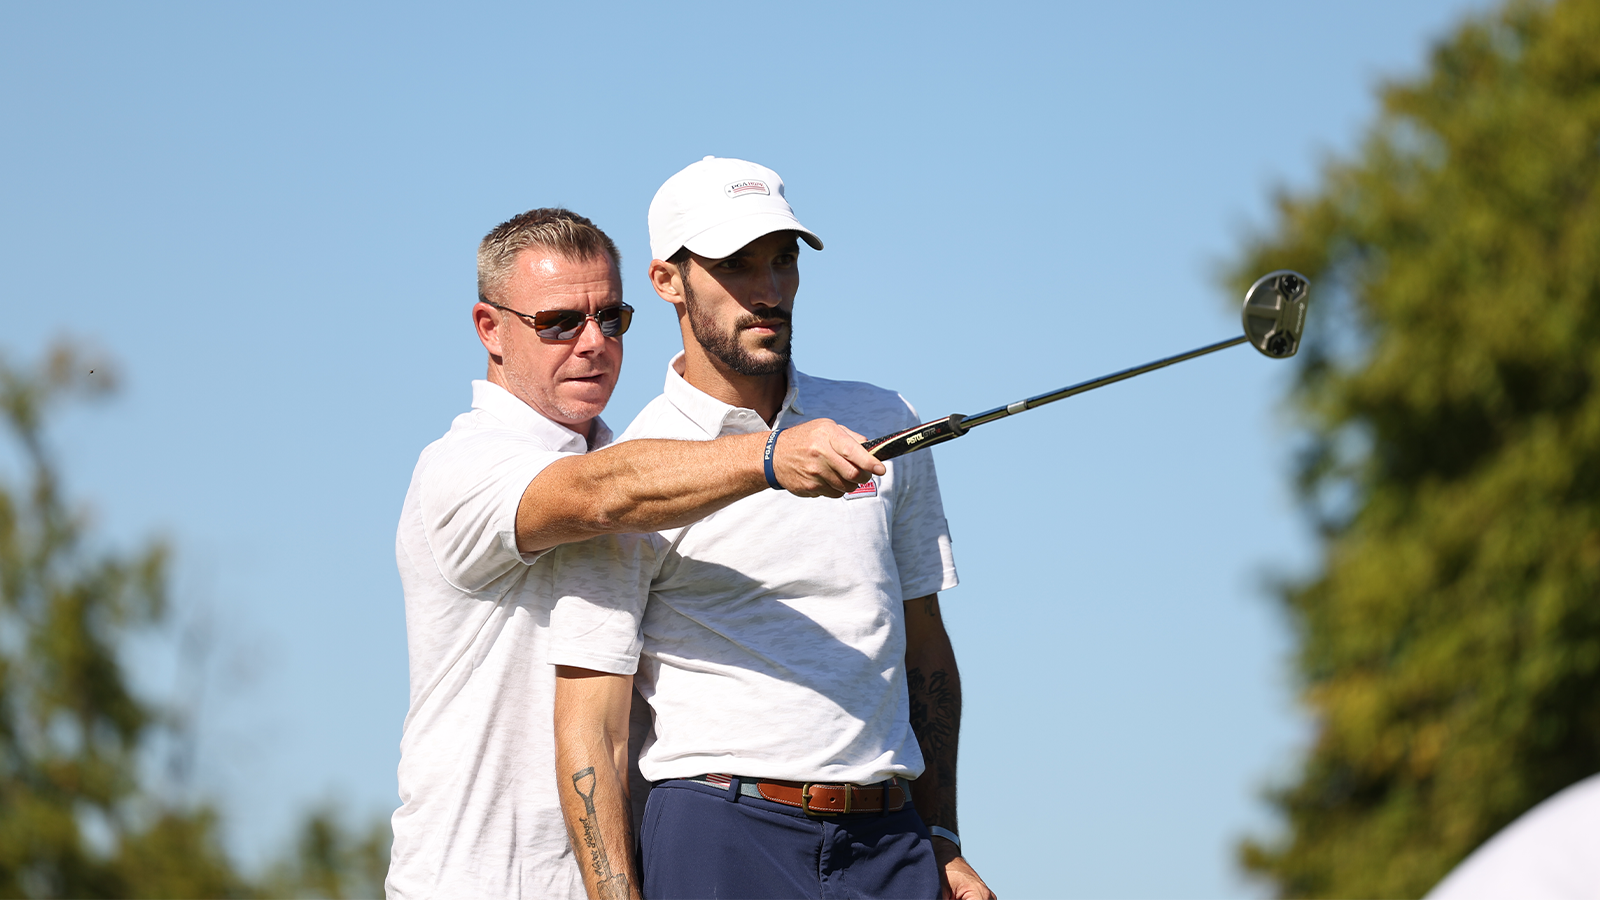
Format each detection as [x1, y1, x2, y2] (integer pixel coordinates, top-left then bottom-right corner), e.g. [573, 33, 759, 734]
[683, 277, 793, 377]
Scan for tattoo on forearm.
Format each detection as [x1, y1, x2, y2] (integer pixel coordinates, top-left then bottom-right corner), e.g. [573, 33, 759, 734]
[906, 666, 961, 827]
[571, 767, 632, 900]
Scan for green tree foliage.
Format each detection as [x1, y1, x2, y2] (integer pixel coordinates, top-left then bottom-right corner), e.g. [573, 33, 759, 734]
[259, 807, 393, 900]
[1230, 0, 1600, 896]
[0, 343, 249, 898]
[0, 343, 390, 898]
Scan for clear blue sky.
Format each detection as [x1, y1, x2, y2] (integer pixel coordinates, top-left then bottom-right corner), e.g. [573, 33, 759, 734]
[2, 2, 1486, 896]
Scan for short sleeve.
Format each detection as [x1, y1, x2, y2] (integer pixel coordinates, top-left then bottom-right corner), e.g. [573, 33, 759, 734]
[417, 427, 571, 592]
[887, 396, 959, 600]
[547, 532, 662, 675]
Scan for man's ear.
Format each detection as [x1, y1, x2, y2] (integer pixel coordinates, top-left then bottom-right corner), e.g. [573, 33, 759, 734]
[649, 259, 687, 309]
[473, 302, 506, 359]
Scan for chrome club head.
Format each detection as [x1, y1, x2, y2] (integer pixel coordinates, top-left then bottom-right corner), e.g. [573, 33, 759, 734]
[1241, 270, 1310, 358]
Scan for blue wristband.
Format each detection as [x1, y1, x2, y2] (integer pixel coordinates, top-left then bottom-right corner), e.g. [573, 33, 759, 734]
[763, 428, 784, 490]
[929, 825, 961, 848]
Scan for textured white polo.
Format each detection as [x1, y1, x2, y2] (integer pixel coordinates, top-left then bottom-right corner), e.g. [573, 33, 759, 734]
[387, 380, 616, 900]
[548, 354, 958, 786]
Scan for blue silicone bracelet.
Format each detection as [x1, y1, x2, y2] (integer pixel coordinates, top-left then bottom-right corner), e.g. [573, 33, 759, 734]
[763, 428, 784, 490]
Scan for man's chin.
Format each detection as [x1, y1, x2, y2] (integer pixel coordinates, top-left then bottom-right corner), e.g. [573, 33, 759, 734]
[544, 385, 613, 426]
[746, 347, 789, 374]
[736, 336, 790, 372]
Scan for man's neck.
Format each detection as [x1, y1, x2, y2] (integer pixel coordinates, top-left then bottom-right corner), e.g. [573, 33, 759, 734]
[678, 349, 788, 426]
[485, 366, 597, 443]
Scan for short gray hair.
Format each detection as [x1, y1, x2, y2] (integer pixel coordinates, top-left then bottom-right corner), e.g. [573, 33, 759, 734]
[477, 208, 622, 304]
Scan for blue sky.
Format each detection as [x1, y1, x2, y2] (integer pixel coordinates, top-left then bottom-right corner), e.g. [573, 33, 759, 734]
[2, 2, 1487, 896]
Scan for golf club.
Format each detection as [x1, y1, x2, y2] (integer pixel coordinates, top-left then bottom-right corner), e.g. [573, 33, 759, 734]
[862, 270, 1309, 461]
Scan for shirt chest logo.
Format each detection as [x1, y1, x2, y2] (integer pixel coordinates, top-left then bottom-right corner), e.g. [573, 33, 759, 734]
[844, 477, 879, 500]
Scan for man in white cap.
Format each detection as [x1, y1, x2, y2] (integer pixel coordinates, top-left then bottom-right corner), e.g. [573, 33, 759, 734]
[550, 163, 995, 899]
[386, 207, 888, 900]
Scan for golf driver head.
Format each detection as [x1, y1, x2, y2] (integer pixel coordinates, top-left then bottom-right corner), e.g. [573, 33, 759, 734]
[1241, 270, 1309, 358]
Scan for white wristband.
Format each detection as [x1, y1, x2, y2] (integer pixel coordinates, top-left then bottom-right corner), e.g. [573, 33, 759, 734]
[929, 825, 961, 848]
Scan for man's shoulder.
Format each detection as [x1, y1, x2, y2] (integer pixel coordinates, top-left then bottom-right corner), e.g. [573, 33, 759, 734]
[617, 393, 698, 443]
[412, 407, 582, 489]
[444, 406, 576, 451]
[417, 382, 595, 462]
[798, 371, 921, 430]
[800, 371, 911, 406]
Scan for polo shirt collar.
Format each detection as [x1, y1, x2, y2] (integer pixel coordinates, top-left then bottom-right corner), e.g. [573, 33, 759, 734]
[470, 379, 613, 451]
[662, 352, 807, 437]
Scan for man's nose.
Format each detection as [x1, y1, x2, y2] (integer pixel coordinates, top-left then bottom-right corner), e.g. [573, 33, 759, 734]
[748, 264, 784, 309]
[572, 314, 610, 354]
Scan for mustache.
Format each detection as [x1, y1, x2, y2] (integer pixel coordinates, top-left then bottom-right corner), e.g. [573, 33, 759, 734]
[737, 308, 792, 327]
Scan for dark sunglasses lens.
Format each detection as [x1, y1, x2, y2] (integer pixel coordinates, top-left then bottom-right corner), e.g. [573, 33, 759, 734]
[596, 306, 632, 337]
[532, 310, 588, 340]
[529, 306, 632, 341]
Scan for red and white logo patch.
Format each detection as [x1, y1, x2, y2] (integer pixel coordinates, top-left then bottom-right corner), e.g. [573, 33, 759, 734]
[844, 477, 879, 500]
[724, 179, 770, 199]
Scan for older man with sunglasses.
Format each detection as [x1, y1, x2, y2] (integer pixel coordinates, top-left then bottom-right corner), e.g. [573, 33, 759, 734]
[386, 208, 886, 900]
[549, 161, 996, 900]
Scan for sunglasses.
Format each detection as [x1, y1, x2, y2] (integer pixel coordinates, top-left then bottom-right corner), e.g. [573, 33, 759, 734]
[483, 300, 634, 341]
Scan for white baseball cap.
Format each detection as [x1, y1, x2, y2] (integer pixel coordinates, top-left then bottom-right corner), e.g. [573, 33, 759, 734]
[648, 156, 824, 261]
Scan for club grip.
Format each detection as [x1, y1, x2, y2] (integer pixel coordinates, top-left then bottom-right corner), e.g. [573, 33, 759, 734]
[863, 414, 967, 461]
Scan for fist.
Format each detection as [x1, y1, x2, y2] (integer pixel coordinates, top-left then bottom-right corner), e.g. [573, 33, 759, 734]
[770, 419, 888, 498]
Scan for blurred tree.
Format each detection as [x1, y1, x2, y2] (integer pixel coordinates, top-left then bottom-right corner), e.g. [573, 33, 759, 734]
[258, 806, 393, 900]
[1229, 0, 1600, 896]
[0, 343, 390, 899]
[0, 342, 247, 898]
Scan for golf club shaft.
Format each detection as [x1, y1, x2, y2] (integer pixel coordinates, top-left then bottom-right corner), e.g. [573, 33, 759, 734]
[966, 334, 1248, 427]
[864, 335, 1248, 461]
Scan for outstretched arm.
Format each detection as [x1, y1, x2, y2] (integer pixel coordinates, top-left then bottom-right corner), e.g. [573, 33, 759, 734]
[904, 594, 996, 900]
[555, 666, 640, 900]
[518, 418, 884, 553]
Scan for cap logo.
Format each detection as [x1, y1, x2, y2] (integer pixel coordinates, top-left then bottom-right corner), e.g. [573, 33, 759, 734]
[724, 179, 770, 199]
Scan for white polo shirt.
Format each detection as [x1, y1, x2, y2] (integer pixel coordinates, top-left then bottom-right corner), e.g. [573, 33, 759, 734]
[387, 380, 615, 900]
[548, 354, 959, 786]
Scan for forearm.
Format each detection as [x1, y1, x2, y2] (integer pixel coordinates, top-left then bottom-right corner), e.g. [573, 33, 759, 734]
[904, 597, 995, 900]
[518, 419, 886, 553]
[521, 434, 764, 551]
[906, 623, 961, 835]
[904, 594, 962, 834]
[554, 668, 640, 900]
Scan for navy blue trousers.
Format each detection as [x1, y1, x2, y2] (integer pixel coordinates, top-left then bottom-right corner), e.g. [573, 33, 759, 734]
[640, 778, 940, 900]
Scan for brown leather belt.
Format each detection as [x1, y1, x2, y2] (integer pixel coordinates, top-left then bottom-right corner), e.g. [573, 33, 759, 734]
[696, 773, 907, 816]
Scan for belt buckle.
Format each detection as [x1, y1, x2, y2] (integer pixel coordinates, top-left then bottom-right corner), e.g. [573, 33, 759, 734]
[800, 782, 848, 816]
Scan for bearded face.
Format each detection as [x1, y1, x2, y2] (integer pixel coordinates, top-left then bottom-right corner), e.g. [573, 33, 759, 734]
[681, 267, 793, 377]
